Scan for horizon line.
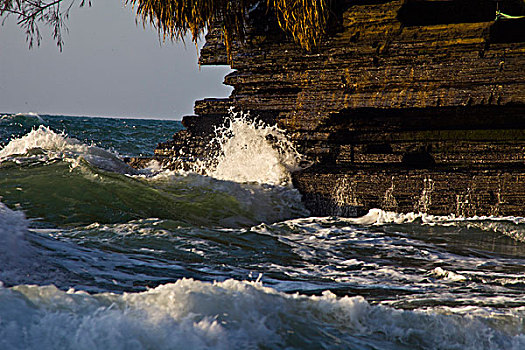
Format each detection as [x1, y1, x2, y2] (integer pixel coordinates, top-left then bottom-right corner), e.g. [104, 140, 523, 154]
[1, 111, 184, 121]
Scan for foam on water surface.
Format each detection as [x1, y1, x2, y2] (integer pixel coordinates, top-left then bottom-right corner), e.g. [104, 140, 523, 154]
[335, 208, 525, 242]
[0, 202, 31, 269]
[193, 112, 304, 186]
[0, 126, 136, 174]
[0, 201, 55, 286]
[0, 279, 523, 350]
[10, 209, 519, 307]
[1, 114, 525, 349]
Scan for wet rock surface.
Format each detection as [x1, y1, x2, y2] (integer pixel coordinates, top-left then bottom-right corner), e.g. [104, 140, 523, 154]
[154, 0, 525, 216]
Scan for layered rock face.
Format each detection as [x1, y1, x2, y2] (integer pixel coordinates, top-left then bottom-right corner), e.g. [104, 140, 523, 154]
[154, 0, 525, 216]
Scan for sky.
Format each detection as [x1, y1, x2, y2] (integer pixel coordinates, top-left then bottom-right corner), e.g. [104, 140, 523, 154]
[0, 1, 232, 120]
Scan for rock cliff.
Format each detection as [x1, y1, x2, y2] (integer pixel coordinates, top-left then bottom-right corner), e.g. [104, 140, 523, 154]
[151, 0, 525, 216]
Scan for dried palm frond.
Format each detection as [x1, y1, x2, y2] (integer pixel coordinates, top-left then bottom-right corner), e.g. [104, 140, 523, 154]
[268, 0, 328, 51]
[1, 0, 331, 59]
[127, 0, 330, 61]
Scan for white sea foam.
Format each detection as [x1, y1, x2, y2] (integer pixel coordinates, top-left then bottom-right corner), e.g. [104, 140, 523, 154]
[0, 126, 85, 158]
[336, 208, 525, 242]
[0, 126, 137, 174]
[196, 111, 304, 185]
[0, 201, 37, 283]
[251, 213, 525, 302]
[133, 112, 305, 186]
[136, 113, 310, 223]
[0, 279, 523, 350]
[0, 201, 28, 246]
[336, 208, 451, 225]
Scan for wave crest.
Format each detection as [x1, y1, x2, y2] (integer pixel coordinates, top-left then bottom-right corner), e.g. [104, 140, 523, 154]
[0, 126, 136, 174]
[194, 112, 305, 186]
[1, 279, 523, 350]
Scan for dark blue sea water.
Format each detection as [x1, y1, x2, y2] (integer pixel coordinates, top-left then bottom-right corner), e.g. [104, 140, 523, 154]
[0, 113, 524, 349]
[0, 113, 183, 157]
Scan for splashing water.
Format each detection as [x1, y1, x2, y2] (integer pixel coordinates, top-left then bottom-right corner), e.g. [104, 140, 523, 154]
[1, 115, 525, 349]
[0, 201, 40, 284]
[0, 125, 87, 159]
[0, 201, 28, 250]
[0, 124, 309, 227]
[1, 279, 524, 350]
[196, 111, 304, 186]
[338, 208, 525, 242]
[0, 126, 137, 174]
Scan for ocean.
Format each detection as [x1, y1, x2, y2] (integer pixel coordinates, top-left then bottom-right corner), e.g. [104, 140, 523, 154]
[0, 112, 524, 349]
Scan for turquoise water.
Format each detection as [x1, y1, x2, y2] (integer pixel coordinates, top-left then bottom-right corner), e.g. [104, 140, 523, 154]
[0, 113, 524, 349]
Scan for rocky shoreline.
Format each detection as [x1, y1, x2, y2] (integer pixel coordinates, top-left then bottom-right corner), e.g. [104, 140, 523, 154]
[135, 0, 525, 216]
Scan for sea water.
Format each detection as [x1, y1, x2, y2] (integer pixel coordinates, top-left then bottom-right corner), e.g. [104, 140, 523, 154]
[0, 113, 524, 349]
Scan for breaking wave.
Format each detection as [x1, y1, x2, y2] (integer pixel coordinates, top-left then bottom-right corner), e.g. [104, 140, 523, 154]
[194, 112, 305, 186]
[0, 125, 308, 227]
[1, 279, 523, 350]
[0, 125, 137, 174]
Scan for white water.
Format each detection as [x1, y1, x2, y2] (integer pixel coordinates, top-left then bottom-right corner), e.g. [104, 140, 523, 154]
[195, 112, 304, 186]
[0, 278, 523, 350]
[0, 201, 29, 255]
[0, 125, 309, 226]
[137, 113, 311, 223]
[250, 213, 525, 304]
[335, 208, 525, 242]
[0, 201, 42, 284]
[2, 118, 524, 350]
[0, 114, 304, 188]
[0, 126, 137, 174]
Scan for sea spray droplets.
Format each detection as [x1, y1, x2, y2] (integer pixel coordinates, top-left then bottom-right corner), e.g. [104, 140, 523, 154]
[0, 125, 86, 160]
[1, 279, 524, 350]
[198, 112, 304, 185]
[0, 126, 136, 174]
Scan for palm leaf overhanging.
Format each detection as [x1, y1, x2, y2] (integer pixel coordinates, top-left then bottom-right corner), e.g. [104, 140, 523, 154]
[127, 0, 330, 60]
[1, 0, 330, 57]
